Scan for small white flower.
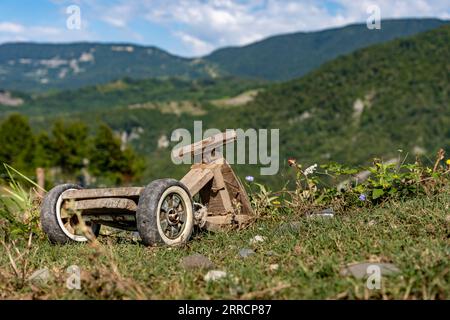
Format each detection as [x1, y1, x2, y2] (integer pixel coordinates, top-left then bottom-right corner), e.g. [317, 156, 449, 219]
[304, 163, 318, 176]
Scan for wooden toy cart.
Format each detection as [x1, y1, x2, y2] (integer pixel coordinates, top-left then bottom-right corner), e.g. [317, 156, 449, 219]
[40, 130, 254, 246]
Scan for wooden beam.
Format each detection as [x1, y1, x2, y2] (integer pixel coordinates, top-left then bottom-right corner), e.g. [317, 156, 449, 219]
[212, 166, 233, 213]
[69, 198, 138, 213]
[62, 187, 143, 200]
[180, 167, 214, 196]
[203, 215, 233, 232]
[172, 130, 236, 160]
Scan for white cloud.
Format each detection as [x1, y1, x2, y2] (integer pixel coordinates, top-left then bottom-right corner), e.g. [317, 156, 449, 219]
[1, 0, 449, 55]
[0, 22, 25, 33]
[0, 22, 96, 43]
[174, 31, 215, 56]
[141, 0, 450, 55]
[98, 3, 135, 28]
[101, 16, 127, 28]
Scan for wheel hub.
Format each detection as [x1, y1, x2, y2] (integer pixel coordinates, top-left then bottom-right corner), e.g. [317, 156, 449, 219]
[159, 193, 187, 239]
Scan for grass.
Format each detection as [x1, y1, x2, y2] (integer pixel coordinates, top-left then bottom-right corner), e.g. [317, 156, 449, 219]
[0, 190, 448, 300]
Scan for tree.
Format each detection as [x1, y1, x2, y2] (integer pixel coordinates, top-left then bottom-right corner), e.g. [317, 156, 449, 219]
[89, 123, 141, 185]
[51, 120, 88, 174]
[0, 114, 35, 172]
[34, 131, 55, 168]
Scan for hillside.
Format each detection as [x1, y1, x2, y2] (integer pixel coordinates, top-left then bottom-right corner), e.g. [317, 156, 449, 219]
[229, 24, 449, 168]
[0, 25, 448, 187]
[205, 18, 447, 81]
[0, 42, 222, 92]
[0, 77, 264, 164]
[0, 18, 446, 92]
[0, 76, 262, 116]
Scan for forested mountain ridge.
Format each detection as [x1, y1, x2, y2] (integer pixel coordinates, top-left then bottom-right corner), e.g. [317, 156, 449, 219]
[230, 24, 450, 168]
[0, 18, 446, 92]
[204, 18, 448, 81]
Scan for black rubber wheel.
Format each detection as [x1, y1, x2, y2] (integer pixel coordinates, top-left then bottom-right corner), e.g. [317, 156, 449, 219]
[40, 184, 100, 244]
[136, 179, 194, 246]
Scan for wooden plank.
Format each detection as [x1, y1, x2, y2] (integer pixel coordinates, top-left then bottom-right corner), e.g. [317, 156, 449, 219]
[212, 166, 233, 213]
[69, 198, 138, 212]
[234, 214, 253, 226]
[180, 167, 214, 196]
[62, 187, 143, 200]
[211, 166, 226, 191]
[221, 161, 254, 216]
[204, 215, 233, 232]
[172, 130, 236, 160]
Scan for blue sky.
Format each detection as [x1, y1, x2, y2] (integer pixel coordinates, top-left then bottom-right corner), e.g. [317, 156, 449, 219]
[0, 0, 449, 57]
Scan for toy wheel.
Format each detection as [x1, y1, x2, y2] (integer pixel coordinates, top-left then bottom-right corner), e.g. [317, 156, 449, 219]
[40, 184, 100, 244]
[136, 179, 194, 246]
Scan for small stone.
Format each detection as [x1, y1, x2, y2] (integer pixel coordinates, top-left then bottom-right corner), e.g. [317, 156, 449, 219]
[131, 232, 140, 241]
[368, 220, 376, 227]
[277, 221, 302, 234]
[239, 248, 255, 258]
[340, 262, 400, 279]
[250, 235, 266, 245]
[28, 268, 51, 285]
[181, 254, 215, 271]
[265, 250, 276, 256]
[204, 270, 227, 282]
[229, 285, 244, 296]
[308, 207, 334, 218]
[269, 264, 279, 271]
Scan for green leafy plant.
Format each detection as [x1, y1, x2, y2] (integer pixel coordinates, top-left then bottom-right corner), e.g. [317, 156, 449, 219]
[0, 164, 44, 240]
[246, 179, 282, 217]
[251, 149, 449, 216]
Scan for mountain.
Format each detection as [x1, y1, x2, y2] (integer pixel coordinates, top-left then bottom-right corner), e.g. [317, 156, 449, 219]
[0, 18, 447, 92]
[205, 18, 448, 81]
[229, 24, 450, 169]
[0, 43, 221, 92]
[0, 24, 448, 186]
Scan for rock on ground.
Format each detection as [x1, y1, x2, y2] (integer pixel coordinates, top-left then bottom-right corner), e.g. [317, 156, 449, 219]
[28, 268, 51, 285]
[269, 264, 279, 271]
[181, 254, 215, 271]
[340, 262, 400, 279]
[239, 248, 255, 258]
[250, 235, 266, 245]
[204, 270, 227, 282]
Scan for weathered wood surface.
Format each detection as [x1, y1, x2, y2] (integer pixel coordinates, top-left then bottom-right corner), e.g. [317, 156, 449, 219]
[68, 198, 138, 213]
[172, 130, 236, 160]
[203, 214, 253, 232]
[76, 198, 137, 211]
[197, 160, 253, 216]
[203, 215, 233, 232]
[181, 166, 215, 196]
[211, 166, 233, 213]
[221, 161, 253, 216]
[62, 187, 143, 200]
